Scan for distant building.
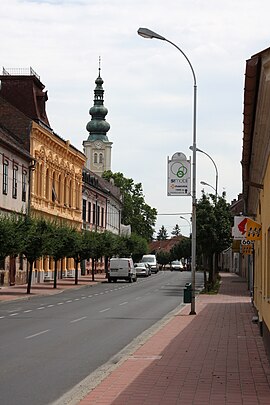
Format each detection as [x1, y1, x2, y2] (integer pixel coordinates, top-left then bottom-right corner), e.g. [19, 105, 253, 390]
[149, 236, 186, 254]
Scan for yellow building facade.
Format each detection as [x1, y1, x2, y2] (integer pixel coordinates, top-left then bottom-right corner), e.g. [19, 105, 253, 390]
[30, 122, 86, 281]
[242, 47, 270, 359]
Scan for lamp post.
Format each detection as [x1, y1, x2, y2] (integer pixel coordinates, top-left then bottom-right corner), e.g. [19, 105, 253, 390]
[138, 27, 197, 315]
[200, 181, 216, 193]
[190, 146, 218, 197]
[179, 215, 191, 236]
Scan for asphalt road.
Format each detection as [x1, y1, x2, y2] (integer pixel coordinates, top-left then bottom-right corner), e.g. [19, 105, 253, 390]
[0, 271, 204, 405]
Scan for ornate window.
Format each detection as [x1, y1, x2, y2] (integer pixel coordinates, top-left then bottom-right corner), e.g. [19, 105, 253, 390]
[94, 153, 98, 163]
[99, 153, 103, 164]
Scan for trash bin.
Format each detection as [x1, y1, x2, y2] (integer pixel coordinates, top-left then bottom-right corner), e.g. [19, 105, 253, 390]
[183, 282, 192, 303]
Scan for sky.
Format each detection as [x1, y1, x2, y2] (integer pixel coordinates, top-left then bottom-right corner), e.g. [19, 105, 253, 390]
[1, 0, 269, 237]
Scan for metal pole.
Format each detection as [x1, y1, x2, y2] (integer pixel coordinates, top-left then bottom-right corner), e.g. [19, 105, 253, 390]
[164, 39, 197, 315]
[138, 28, 197, 315]
[190, 83, 197, 315]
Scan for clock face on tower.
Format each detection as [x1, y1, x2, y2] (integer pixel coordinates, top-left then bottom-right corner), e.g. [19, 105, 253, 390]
[95, 142, 102, 149]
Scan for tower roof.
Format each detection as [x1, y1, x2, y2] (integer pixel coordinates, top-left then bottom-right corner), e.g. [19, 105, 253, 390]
[86, 61, 110, 142]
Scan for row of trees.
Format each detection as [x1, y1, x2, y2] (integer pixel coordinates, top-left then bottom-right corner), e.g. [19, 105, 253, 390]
[0, 214, 148, 294]
[155, 192, 233, 287]
[156, 224, 182, 240]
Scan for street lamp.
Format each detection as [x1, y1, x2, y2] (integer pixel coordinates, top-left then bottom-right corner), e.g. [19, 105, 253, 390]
[190, 146, 218, 197]
[138, 27, 197, 315]
[200, 181, 216, 193]
[179, 215, 191, 236]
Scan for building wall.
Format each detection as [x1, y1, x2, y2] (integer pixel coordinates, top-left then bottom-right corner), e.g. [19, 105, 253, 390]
[242, 48, 270, 359]
[254, 155, 270, 343]
[0, 144, 29, 215]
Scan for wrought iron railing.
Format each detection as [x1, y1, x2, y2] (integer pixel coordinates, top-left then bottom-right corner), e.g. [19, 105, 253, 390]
[2, 67, 40, 80]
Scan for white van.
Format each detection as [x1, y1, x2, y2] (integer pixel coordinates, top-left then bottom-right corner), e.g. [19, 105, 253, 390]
[141, 255, 158, 273]
[108, 258, 137, 283]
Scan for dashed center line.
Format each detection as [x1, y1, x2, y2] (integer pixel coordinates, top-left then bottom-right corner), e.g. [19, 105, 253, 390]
[70, 316, 87, 323]
[37, 307, 45, 310]
[119, 302, 128, 306]
[23, 310, 32, 313]
[25, 329, 50, 339]
[99, 308, 111, 313]
[9, 313, 18, 316]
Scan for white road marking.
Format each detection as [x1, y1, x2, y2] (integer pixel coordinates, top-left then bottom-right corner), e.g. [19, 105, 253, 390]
[81, 297, 86, 299]
[70, 316, 87, 323]
[25, 329, 50, 339]
[37, 307, 45, 310]
[88, 295, 93, 298]
[99, 308, 111, 313]
[135, 297, 142, 300]
[47, 304, 54, 307]
[23, 310, 32, 313]
[66, 300, 72, 303]
[119, 302, 128, 306]
[0, 316, 5, 319]
[9, 313, 18, 316]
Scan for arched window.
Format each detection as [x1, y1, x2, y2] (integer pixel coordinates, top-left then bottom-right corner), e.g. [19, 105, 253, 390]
[94, 153, 98, 163]
[99, 153, 103, 164]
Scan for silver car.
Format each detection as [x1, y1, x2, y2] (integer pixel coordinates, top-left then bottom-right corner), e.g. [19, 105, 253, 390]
[134, 262, 151, 277]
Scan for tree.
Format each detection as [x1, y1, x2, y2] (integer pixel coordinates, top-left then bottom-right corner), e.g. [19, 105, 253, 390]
[102, 171, 157, 241]
[171, 224, 181, 237]
[196, 192, 232, 287]
[0, 214, 21, 261]
[69, 230, 95, 285]
[47, 222, 78, 289]
[19, 216, 51, 294]
[156, 225, 168, 240]
[170, 237, 191, 268]
[156, 250, 171, 269]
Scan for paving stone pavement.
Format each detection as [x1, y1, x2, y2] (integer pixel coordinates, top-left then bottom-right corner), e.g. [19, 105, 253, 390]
[77, 273, 270, 405]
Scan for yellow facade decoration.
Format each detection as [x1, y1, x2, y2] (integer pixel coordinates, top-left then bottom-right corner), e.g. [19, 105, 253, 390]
[30, 122, 86, 228]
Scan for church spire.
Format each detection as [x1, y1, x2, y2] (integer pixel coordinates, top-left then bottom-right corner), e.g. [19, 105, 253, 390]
[86, 58, 110, 141]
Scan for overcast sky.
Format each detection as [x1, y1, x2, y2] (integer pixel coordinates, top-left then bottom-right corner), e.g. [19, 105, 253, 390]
[1, 0, 269, 236]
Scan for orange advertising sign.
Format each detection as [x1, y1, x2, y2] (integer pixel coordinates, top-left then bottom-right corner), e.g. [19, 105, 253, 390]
[246, 219, 262, 241]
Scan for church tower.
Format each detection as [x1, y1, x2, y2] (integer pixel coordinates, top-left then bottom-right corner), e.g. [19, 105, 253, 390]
[83, 61, 112, 176]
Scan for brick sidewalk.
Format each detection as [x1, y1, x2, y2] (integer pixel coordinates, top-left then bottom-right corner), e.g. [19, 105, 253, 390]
[78, 273, 270, 405]
[0, 273, 106, 302]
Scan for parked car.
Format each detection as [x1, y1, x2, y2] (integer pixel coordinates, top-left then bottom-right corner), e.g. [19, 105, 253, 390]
[134, 262, 151, 277]
[108, 258, 137, 283]
[170, 260, 184, 271]
[140, 255, 158, 273]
